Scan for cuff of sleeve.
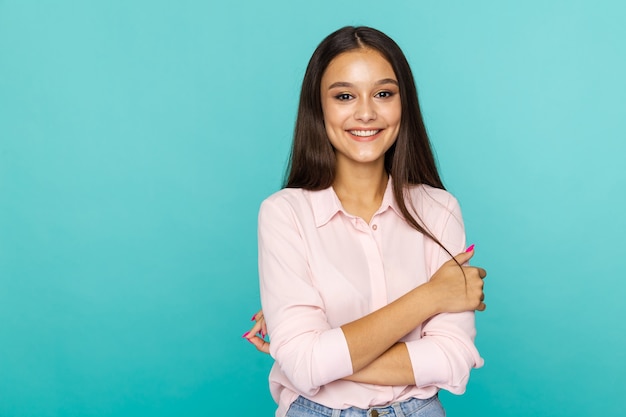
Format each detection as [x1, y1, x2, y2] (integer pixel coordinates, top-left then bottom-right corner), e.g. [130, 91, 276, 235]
[311, 327, 353, 386]
[406, 338, 450, 389]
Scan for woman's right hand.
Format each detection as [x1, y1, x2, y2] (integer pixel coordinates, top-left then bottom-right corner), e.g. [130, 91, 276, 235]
[243, 310, 270, 354]
[427, 246, 487, 314]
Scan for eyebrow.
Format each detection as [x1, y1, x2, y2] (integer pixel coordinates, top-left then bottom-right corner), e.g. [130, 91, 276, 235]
[327, 78, 399, 90]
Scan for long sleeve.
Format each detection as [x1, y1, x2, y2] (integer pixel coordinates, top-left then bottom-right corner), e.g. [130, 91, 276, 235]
[405, 194, 484, 394]
[258, 196, 353, 396]
[258, 184, 483, 413]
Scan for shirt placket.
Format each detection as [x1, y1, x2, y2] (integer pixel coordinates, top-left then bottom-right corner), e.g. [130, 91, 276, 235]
[354, 217, 387, 310]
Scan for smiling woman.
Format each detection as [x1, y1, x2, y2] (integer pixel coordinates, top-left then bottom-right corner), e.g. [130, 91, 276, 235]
[322, 49, 401, 180]
[321, 49, 401, 223]
[244, 26, 487, 417]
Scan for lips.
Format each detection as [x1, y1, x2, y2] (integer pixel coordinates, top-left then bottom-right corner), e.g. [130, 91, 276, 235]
[348, 129, 382, 141]
[348, 129, 381, 137]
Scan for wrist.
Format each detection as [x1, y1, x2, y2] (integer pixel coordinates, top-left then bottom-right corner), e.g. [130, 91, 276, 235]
[413, 281, 443, 318]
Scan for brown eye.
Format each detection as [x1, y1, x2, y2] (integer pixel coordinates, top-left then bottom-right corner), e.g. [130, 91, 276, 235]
[375, 91, 394, 99]
[335, 93, 353, 101]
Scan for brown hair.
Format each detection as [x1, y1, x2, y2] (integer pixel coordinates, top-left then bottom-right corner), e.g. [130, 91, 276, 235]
[285, 26, 448, 248]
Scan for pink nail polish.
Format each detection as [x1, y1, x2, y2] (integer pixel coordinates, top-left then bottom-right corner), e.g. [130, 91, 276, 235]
[465, 244, 475, 253]
[250, 314, 256, 321]
[242, 331, 250, 338]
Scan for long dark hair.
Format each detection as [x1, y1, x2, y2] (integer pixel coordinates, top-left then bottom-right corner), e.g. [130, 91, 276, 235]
[285, 26, 448, 248]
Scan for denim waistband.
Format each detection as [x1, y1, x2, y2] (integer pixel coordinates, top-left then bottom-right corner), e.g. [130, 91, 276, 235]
[288, 394, 443, 417]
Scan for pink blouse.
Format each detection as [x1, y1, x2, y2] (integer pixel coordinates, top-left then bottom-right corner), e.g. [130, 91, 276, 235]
[258, 180, 483, 417]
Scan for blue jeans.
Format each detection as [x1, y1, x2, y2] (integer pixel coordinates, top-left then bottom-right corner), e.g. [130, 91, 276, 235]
[286, 395, 445, 417]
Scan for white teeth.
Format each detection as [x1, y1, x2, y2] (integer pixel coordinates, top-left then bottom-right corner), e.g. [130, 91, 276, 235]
[349, 130, 380, 137]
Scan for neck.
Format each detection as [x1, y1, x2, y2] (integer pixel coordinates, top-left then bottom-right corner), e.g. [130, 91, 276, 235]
[332, 158, 388, 221]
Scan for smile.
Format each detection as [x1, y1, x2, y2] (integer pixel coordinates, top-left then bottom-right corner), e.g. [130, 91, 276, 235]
[348, 129, 381, 137]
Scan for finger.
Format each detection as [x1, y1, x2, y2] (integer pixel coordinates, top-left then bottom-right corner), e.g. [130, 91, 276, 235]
[462, 266, 487, 280]
[452, 249, 474, 266]
[248, 335, 270, 354]
[243, 330, 270, 352]
[253, 314, 268, 337]
[477, 302, 486, 311]
[247, 321, 263, 336]
[251, 309, 263, 321]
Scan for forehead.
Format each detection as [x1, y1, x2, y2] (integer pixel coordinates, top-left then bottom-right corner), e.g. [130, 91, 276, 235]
[322, 48, 397, 85]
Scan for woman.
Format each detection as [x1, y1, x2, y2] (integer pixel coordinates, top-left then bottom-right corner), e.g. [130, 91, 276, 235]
[244, 26, 487, 417]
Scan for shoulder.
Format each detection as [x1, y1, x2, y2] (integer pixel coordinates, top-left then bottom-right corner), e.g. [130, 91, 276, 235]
[258, 187, 315, 224]
[260, 188, 309, 211]
[405, 184, 460, 215]
[403, 184, 464, 237]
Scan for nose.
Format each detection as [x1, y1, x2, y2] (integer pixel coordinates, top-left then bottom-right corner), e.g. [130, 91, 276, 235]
[354, 98, 377, 122]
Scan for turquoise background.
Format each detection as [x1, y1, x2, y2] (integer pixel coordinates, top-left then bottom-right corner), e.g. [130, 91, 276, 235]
[1, 1, 624, 416]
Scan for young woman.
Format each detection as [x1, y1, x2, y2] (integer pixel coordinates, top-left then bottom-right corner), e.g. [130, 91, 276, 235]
[244, 26, 487, 417]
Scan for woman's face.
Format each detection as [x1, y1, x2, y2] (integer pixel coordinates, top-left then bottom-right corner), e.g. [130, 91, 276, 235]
[320, 48, 401, 169]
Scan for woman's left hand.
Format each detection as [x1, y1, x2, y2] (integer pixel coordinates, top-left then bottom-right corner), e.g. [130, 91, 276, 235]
[243, 310, 270, 354]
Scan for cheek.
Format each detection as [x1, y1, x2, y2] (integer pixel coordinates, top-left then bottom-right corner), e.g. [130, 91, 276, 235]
[321, 103, 334, 128]
[322, 110, 346, 133]
[386, 104, 402, 125]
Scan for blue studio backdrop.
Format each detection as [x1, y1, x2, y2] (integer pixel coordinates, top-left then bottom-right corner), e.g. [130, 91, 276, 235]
[1, 1, 625, 416]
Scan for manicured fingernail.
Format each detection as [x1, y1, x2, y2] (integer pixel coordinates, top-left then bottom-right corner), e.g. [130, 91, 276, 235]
[261, 331, 265, 338]
[242, 332, 250, 338]
[250, 314, 256, 321]
[465, 244, 475, 253]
